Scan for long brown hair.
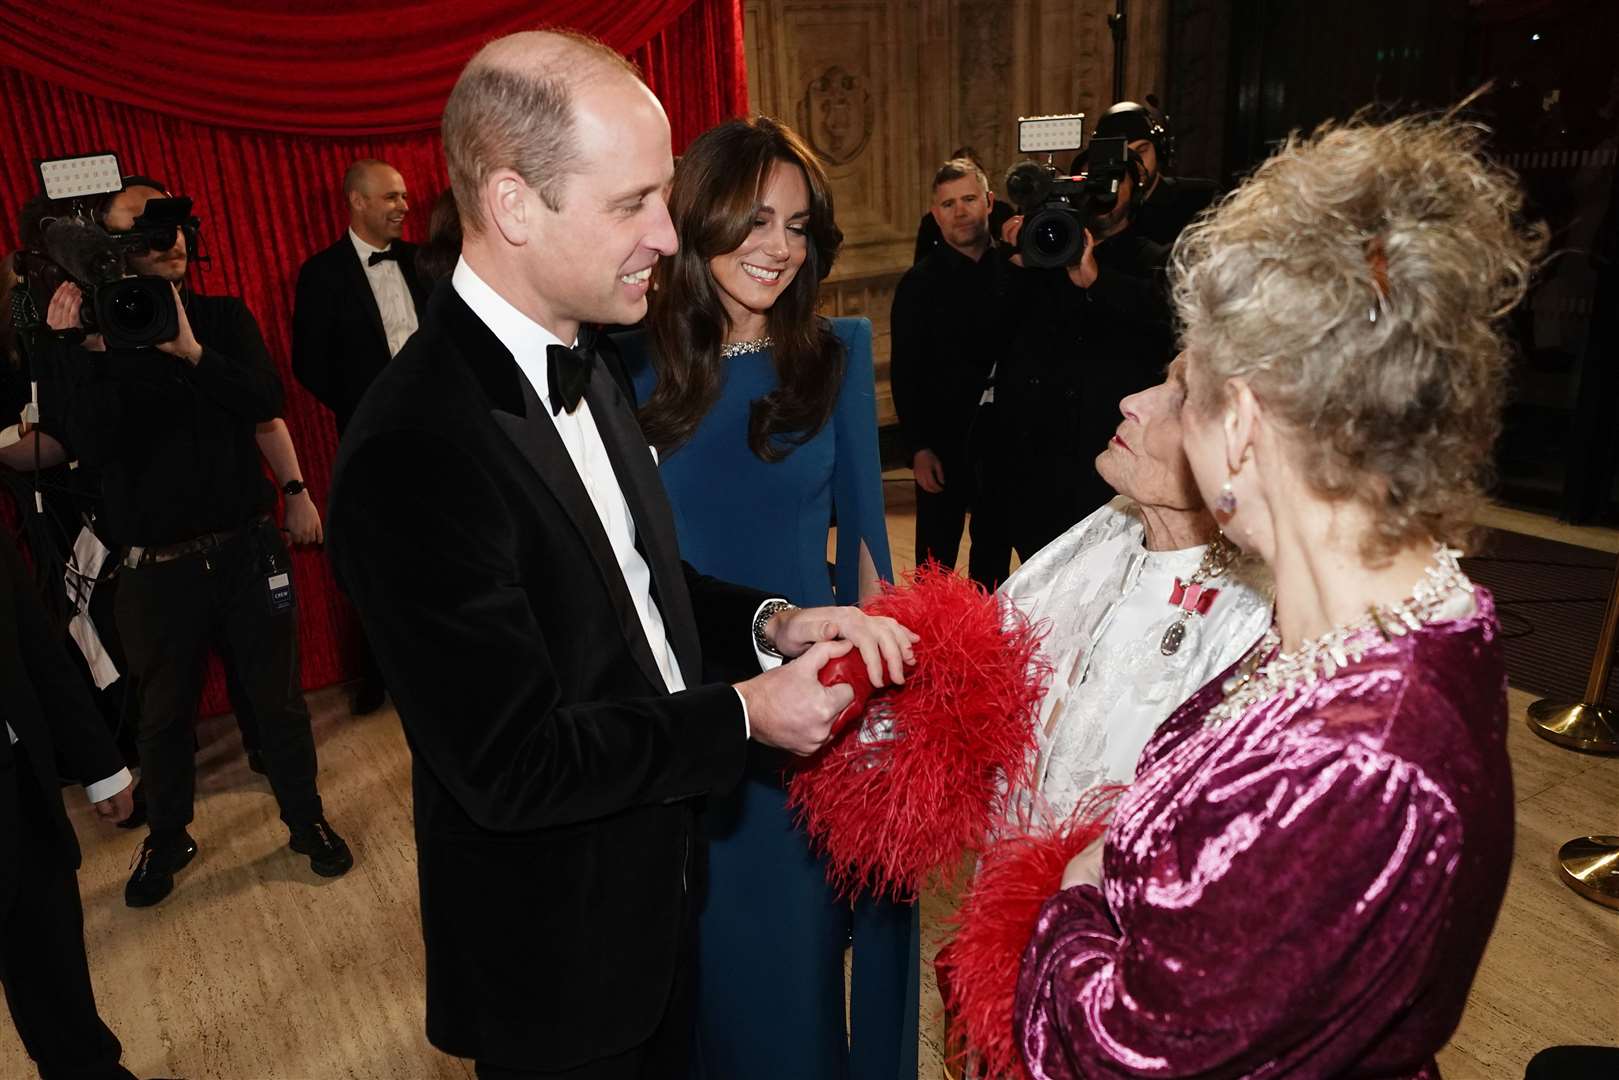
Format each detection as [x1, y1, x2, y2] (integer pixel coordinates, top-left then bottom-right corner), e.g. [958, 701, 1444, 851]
[639, 116, 845, 461]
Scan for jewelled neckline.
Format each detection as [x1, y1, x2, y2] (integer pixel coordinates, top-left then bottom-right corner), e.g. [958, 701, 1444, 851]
[1203, 545, 1473, 729]
[720, 336, 772, 359]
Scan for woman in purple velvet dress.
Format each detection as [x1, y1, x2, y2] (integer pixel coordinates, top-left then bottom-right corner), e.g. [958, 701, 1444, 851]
[1013, 113, 1547, 1076]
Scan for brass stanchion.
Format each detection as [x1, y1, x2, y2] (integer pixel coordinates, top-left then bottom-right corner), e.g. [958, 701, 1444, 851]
[1526, 546, 1619, 753]
[1557, 836, 1619, 911]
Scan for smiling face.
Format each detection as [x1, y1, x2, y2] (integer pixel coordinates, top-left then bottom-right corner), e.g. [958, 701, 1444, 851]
[523, 73, 679, 333]
[349, 164, 409, 247]
[707, 159, 811, 331]
[1095, 353, 1204, 510]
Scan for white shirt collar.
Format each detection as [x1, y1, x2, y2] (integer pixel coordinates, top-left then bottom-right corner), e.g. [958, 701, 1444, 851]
[451, 257, 573, 408]
[348, 227, 393, 260]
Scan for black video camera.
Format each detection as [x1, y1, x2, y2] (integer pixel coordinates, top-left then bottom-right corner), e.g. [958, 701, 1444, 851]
[1004, 136, 1131, 269]
[14, 154, 188, 349]
[28, 210, 181, 350]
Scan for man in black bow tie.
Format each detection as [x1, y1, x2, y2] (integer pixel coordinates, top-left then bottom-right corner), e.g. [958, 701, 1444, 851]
[327, 29, 916, 1080]
[292, 158, 430, 715]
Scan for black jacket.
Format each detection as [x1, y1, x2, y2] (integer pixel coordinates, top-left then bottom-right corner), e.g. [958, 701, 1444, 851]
[890, 242, 1003, 463]
[1134, 174, 1218, 248]
[292, 236, 429, 435]
[985, 229, 1174, 523]
[59, 292, 281, 547]
[0, 534, 125, 897]
[326, 284, 766, 1070]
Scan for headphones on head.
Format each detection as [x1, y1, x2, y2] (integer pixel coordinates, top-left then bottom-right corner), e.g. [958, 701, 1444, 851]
[1092, 100, 1175, 171]
[97, 174, 205, 267]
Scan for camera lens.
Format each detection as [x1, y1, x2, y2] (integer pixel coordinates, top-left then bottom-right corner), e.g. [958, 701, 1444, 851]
[1034, 218, 1072, 259]
[107, 282, 157, 331]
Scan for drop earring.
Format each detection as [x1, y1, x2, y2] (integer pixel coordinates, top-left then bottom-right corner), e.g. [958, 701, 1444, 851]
[1214, 480, 1237, 516]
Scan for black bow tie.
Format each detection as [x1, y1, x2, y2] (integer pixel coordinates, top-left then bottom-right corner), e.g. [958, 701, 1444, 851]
[547, 330, 599, 416]
[367, 247, 405, 266]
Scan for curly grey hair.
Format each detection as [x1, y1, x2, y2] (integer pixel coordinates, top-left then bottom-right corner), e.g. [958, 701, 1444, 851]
[1172, 110, 1547, 560]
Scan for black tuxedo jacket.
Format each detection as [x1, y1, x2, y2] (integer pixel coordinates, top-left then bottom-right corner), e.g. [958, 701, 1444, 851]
[291, 235, 429, 434]
[326, 284, 765, 1070]
[0, 535, 125, 903]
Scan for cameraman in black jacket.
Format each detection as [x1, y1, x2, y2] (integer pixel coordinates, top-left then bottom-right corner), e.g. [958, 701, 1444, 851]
[976, 148, 1174, 565]
[36, 177, 352, 909]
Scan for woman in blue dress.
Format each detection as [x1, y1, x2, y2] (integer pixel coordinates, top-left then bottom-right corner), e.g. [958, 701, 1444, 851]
[614, 116, 918, 1080]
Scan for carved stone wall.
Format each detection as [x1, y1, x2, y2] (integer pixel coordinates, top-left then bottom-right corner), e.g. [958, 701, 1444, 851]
[742, 0, 1169, 424]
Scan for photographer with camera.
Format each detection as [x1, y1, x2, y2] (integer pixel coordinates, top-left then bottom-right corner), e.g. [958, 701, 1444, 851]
[29, 175, 352, 908]
[974, 134, 1175, 564]
[1082, 99, 1216, 248]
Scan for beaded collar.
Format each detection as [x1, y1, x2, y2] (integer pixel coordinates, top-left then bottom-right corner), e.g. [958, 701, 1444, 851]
[1203, 545, 1473, 729]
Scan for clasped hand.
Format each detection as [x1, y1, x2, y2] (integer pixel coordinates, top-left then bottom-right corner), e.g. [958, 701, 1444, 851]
[46, 281, 204, 363]
[738, 605, 918, 757]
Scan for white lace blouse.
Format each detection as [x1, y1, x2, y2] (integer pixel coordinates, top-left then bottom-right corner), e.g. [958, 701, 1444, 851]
[998, 496, 1273, 820]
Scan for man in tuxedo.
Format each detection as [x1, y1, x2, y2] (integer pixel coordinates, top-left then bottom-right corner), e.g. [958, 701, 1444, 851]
[326, 31, 915, 1080]
[292, 158, 428, 715]
[0, 533, 142, 1079]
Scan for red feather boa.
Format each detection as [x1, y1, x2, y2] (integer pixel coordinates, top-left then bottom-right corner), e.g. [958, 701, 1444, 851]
[936, 795, 1118, 1080]
[786, 562, 1052, 900]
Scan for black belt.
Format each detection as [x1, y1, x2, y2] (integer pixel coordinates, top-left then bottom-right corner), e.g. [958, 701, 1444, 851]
[124, 515, 269, 568]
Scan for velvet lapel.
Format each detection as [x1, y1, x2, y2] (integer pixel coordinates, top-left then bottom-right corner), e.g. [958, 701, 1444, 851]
[583, 363, 703, 689]
[341, 241, 390, 358]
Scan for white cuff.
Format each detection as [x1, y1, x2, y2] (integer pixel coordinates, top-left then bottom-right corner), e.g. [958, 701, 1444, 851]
[84, 766, 132, 805]
[732, 686, 750, 739]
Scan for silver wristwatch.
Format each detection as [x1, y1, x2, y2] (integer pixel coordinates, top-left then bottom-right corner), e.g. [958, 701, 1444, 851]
[752, 599, 797, 658]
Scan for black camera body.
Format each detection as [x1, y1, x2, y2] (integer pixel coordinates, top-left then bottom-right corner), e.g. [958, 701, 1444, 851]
[18, 197, 195, 350]
[1004, 136, 1131, 269]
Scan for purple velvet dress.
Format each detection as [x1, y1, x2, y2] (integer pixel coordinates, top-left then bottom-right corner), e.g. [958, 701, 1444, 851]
[1014, 589, 1514, 1078]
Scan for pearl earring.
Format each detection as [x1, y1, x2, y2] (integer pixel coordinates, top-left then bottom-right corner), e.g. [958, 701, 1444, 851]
[1214, 481, 1237, 516]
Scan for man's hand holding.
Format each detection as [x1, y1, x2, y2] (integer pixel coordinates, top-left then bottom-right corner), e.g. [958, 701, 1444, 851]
[45, 282, 104, 351]
[157, 283, 203, 364]
[92, 785, 135, 825]
[1065, 228, 1100, 289]
[737, 638, 857, 756]
[765, 604, 917, 688]
[912, 449, 946, 494]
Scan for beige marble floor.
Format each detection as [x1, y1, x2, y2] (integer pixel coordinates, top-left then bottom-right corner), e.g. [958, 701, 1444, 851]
[4, 498, 1616, 1079]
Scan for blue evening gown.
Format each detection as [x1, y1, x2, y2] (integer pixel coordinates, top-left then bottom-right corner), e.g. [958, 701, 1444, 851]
[615, 317, 920, 1080]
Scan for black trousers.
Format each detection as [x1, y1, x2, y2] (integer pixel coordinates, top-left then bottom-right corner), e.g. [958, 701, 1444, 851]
[475, 897, 696, 1080]
[0, 755, 136, 1080]
[115, 518, 321, 838]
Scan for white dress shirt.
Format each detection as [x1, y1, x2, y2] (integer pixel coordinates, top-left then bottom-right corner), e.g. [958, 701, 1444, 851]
[349, 229, 420, 358]
[450, 259, 776, 731]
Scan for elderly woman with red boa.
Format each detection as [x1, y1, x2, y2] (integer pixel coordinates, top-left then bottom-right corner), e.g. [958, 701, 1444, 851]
[1011, 111, 1545, 1077]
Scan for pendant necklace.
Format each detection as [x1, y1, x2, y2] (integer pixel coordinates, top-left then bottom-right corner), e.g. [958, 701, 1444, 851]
[1159, 532, 1240, 656]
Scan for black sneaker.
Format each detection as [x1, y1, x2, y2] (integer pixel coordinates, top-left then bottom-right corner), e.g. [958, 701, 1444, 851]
[125, 832, 198, 908]
[289, 817, 353, 877]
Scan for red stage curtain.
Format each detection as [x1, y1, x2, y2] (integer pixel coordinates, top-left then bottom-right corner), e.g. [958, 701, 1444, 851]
[0, 0, 746, 714]
[0, 0, 717, 135]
